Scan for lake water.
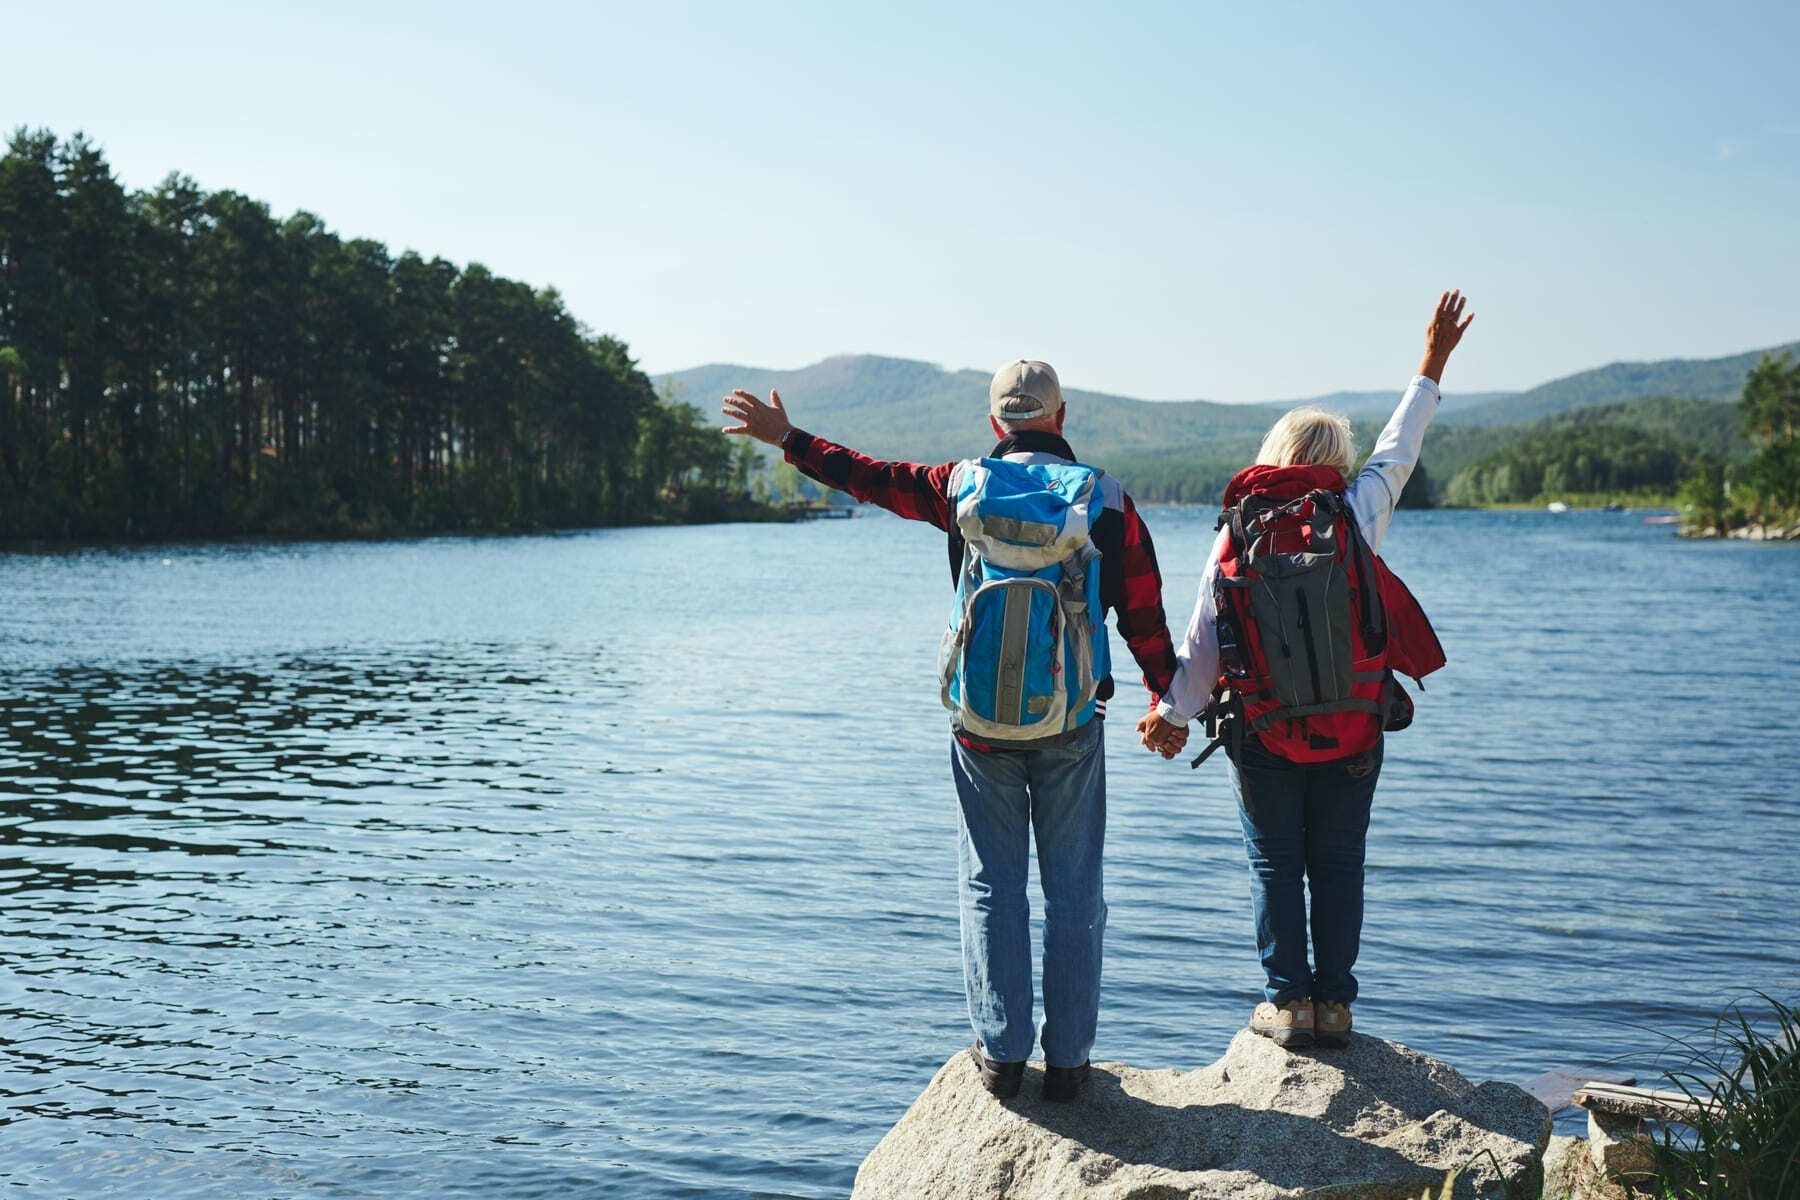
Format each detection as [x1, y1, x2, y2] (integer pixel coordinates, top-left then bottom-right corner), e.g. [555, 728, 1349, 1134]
[2, 509, 1796, 1198]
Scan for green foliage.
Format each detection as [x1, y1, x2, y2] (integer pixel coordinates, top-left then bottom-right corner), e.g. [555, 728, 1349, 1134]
[1425, 396, 1750, 499]
[1731, 353, 1800, 526]
[1440, 357, 1800, 524]
[1739, 443, 1800, 522]
[1442, 423, 1692, 506]
[1440, 342, 1800, 428]
[1431, 356, 1793, 516]
[1651, 995, 1800, 1199]
[1739, 351, 1800, 448]
[1676, 458, 1743, 534]
[0, 128, 768, 540]
[1104, 455, 1243, 505]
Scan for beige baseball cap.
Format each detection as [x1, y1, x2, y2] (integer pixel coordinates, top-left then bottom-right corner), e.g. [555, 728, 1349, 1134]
[989, 360, 1064, 420]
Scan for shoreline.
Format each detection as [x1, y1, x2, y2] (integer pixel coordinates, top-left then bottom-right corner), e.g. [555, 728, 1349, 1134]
[0, 501, 809, 555]
[1679, 519, 1800, 541]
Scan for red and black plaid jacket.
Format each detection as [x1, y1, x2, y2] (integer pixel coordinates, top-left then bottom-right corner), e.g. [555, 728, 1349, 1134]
[781, 426, 1179, 707]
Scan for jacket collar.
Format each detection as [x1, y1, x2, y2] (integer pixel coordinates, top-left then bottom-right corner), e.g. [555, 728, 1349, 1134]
[990, 428, 1077, 462]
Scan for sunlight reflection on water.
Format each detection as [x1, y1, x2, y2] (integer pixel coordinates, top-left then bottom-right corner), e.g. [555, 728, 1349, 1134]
[1, 513, 1796, 1197]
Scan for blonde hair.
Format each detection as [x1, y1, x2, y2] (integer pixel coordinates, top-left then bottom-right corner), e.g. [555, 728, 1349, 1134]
[1255, 407, 1355, 478]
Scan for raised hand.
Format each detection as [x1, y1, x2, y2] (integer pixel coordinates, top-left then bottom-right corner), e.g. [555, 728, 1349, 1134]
[1418, 290, 1474, 384]
[721, 388, 795, 446]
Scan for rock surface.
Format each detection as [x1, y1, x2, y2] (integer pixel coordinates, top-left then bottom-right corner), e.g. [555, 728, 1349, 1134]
[853, 1030, 1550, 1200]
[1542, 1135, 1642, 1200]
[1586, 1110, 1655, 1179]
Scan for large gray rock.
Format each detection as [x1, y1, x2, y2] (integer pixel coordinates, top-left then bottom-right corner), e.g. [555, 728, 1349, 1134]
[853, 1030, 1551, 1200]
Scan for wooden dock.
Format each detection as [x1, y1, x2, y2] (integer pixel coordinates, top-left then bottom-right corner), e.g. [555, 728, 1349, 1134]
[1572, 1081, 1720, 1122]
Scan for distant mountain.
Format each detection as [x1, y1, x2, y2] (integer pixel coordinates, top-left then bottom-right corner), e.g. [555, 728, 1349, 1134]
[659, 354, 1285, 466]
[658, 340, 1793, 503]
[1438, 342, 1800, 427]
[1276, 389, 1515, 418]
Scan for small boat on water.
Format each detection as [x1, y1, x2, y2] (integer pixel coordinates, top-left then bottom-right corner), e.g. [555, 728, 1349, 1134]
[1547, 501, 1570, 513]
[1643, 514, 1682, 525]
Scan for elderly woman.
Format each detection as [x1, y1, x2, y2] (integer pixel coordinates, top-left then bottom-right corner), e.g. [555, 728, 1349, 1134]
[1139, 291, 1472, 1049]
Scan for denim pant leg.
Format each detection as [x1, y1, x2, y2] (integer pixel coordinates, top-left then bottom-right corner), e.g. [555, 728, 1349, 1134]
[950, 736, 1037, 1062]
[1304, 739, 1381, 1006]
[1230, 741, 1313, 1005]
[1026, 720, 1107, 1068]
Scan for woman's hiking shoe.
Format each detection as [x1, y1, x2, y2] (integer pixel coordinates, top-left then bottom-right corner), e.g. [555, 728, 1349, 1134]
[1043, 1061, 1090, 1103]
[1250, 1000, 1315, 1048]
[1315, 1001, 1352, 1048]
[970, 1042, 1024, 1099]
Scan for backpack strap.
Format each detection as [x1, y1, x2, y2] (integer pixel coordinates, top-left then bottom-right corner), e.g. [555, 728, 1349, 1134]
[1189, 688, 1244, 769]
[945, 461, 972, 583]
[1056, 541, 1102, 724]
[1327, 490, 1387, 649]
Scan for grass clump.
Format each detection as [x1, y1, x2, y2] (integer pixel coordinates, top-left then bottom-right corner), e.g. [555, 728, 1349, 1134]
[1650, 995, 1800, 1198]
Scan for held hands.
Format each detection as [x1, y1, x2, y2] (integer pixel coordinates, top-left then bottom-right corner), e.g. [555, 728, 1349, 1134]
[1418, 290, 1474, 385]
[721, 388, 794, 447]
[1136, 710, 1190, 761]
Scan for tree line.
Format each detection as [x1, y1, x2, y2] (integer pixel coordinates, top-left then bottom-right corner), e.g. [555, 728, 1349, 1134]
[1680, 351, 1800, 532]
[1439, 360, 1799, 517]
[0, 129, 769, 541]
[1441, 424, 1692, 506]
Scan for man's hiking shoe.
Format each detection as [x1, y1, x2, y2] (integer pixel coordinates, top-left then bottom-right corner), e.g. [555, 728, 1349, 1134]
[970, 1042, 1024, 1099]
[1250, 1000, 1315, 1048]
[1043, 1060, 1090, 1103]
[1315, 1001, 1352, 1048]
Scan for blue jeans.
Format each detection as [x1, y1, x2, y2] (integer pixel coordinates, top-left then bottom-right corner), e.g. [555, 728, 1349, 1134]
[949, 718, 1106, 1068]
[1228, 735, 1382, 1007]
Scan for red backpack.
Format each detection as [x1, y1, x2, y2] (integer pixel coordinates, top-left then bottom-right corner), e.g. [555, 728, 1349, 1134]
[1192, 463, 1445, 767]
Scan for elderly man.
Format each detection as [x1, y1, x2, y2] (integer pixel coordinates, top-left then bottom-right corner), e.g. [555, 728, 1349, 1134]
[722, 362, 1181, 1102]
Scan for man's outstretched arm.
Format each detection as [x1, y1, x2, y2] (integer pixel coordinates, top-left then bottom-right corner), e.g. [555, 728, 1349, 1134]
[722, 388, 954, 530]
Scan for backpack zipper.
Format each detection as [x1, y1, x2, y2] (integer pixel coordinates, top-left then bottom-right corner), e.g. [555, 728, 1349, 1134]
[1296, 589, 1324, 703]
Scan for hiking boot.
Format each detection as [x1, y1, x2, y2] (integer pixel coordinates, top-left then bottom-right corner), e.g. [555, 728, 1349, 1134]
[971, 1042, 1024, 1099]
[1250, 1000, 1315, 1048]
[1043, 1061, 1090, 1103]
[1315, 1001, 1352, 1048]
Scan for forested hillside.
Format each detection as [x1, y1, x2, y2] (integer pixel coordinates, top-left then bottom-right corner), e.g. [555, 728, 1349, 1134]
[1434, 357, 1799, 518]
[0, 129, 764, 540]
[1420, 396, 1749, 503]
[672, 343, 1795, 508]
[1442, 425, 1693, 505]
[1439, 344, 1800, 427]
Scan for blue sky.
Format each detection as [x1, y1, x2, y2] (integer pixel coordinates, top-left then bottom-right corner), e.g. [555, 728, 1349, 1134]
[7, 0, 1797, 402]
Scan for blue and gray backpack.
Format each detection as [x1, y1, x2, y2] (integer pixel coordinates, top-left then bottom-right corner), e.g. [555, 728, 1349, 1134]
[938, 457, 1112, 742]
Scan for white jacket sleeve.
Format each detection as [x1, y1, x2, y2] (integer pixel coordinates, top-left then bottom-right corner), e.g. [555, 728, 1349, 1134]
[1154, 528, 1230, 724]
[1347, 375, 1440, 553]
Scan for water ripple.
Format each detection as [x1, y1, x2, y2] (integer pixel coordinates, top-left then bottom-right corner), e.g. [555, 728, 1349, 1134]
[0, 517, 1795, 1196]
